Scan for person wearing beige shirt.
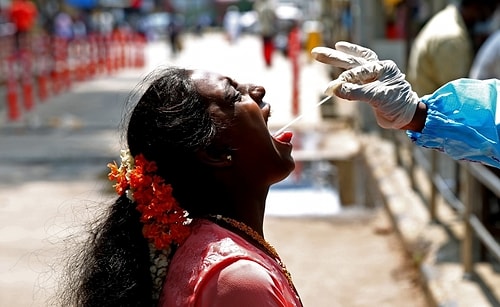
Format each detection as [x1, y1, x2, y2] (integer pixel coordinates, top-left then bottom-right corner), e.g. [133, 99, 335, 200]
[406, 0, 499, 96]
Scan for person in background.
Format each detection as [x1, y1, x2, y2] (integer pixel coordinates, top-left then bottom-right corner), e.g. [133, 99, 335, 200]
[72, 14, 88, 39]
[312, 42, 500, 169]
[469, 29, 500, 79]
[255, 0, 277, 67]
[56, 66, 301, 306]
[223, 5, 241, 44]
[406, 0, 499, 96]
[469, 5, 500, 80]
[53, 11, 73, 41]
[167, 16, 182, 57]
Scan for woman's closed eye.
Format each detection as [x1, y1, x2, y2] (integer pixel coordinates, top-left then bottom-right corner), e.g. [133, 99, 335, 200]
[232, 91, 242, 103]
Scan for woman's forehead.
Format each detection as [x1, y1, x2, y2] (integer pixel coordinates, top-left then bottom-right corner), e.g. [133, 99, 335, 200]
[191, 70, 229, 83]
[191, 70, 232, 98]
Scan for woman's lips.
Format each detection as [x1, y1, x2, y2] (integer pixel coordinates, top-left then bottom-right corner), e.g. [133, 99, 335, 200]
[274, 131, 293, 144]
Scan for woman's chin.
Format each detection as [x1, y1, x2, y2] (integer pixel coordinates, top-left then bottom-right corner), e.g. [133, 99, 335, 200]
[270, 162, 295, 185]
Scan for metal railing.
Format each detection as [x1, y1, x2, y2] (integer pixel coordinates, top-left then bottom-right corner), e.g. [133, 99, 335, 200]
[389, 130, 500, 275]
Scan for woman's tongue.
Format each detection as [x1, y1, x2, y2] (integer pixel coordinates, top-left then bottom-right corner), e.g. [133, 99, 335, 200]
[275, 131, 293, 143]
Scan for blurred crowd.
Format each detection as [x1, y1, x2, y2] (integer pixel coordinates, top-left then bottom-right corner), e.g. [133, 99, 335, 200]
[0, 0, 192, 44]
[0, 0, 499, 82]
[0, 0, 306, 53]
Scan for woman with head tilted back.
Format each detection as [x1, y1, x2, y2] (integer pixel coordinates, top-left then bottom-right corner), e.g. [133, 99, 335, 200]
[57, 67, 300, 306]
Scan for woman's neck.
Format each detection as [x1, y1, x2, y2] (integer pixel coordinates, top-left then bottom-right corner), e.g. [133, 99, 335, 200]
[210, 185, 269, 236]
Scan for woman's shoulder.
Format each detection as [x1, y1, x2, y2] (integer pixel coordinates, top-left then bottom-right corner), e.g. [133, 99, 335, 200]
[193, 259, 291, 307]
[184, 219, 250, 250]
[166, 219, 270, 281]
[160, 219, 276, 305]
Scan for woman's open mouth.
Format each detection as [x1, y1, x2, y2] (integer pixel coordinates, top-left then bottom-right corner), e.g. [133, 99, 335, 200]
[274, 131, 293, 144]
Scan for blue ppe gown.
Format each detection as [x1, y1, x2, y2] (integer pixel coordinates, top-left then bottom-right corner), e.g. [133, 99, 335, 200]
[407, 78, 500, 169]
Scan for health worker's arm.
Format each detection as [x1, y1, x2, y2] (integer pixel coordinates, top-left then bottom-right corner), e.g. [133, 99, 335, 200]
[407, 78, 500, 169]
[312, 42, 500, 169]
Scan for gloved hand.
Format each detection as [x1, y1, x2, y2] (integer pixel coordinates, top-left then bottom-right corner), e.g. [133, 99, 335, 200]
[311, 41, 379, 70]
[311, 42, 420, 129]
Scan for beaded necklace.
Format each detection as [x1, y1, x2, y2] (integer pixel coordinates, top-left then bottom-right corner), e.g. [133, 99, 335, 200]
[209, 215, 299, 297]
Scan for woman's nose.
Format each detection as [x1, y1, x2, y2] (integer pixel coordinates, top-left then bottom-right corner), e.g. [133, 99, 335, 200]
[248, 85, 266, 101]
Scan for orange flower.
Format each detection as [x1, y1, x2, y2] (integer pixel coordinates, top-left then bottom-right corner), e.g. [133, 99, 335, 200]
[107, 149, 191, 250]
[107, 162, 129, 195]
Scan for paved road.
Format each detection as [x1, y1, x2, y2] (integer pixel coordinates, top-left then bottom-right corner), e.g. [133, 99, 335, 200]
[0, 32, 428, 306]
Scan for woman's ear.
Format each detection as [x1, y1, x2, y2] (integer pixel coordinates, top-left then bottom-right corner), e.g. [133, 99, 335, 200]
[196, 148, 233, 168]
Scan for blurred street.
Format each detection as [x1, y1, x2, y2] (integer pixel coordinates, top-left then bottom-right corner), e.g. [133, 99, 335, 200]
[0, 32, 428, 306]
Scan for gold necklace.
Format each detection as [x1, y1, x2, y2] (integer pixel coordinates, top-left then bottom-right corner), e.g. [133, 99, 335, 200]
[208, 215, 297, 294]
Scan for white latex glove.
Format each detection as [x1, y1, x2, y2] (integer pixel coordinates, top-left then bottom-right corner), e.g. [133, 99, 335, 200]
[311, 42, 419, 129]
[311, 41, 379, 69]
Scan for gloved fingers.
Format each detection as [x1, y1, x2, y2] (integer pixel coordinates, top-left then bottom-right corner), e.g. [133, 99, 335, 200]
[334, 82, 406, 129]
[311, 46, 370, 70]
[324, 79, 343, 96]
[328, 80, 374, 101]
[376, 60, 405, 81]
[334, 41, 379, 62]
[323, 62, 383, 96]
[337, 61, 385, 85]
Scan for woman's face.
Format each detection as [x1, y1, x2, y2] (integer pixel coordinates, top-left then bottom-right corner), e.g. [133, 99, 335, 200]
[190, 70, 295, 185]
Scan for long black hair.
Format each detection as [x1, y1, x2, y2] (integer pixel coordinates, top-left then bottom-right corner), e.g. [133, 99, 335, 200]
[56, 67, 221, 306]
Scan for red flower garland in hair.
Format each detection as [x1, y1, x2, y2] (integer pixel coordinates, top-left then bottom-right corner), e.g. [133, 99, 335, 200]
[108, 150, 191, 250]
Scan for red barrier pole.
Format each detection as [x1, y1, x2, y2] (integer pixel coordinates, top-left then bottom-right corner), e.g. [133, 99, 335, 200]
[125, 32, 133, 67]
[36, 34, 50, 101]
[51, 37, 61, 94]
[85, 35, 93, 77]
[20, 50, 34, 111]
[288, 24, 301, 117]
[105, 34, 115, 74]
[134, 34, 145, 68]
[97, 34, 106, 75]
[288, 23, 301, 183]
[62, 38, 71, 90]
[112, 30, 124, 70]
[82, 35, 96, 79]
[51, 37, 71, 93]
[6, 55, 20, 121]
[73, 38, 85, 81]
[87, 34, 98, 77]
[37, 73, 48, 101]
